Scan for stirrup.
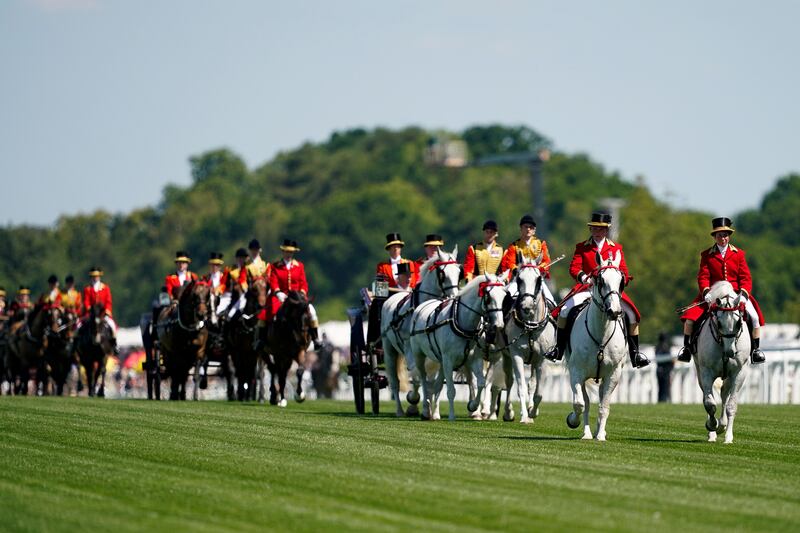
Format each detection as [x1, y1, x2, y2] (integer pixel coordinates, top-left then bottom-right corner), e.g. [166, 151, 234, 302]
[630, 351, 650, 369]
[543, 346, 562, 362]
[677, 346, 692, 363]
[750, 349, 765, 365]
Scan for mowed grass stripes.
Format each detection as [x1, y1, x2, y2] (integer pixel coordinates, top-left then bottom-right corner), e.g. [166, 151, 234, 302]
[0, 398, 798, 532]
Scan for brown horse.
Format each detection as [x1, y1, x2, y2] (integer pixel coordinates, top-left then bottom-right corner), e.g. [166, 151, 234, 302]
[259, 290, 311, 407]
[156, 280, 210, 400]
[75, 303, 114, 397]
[226, 278, 269, 401]
[7, 304, 48, 395]
[44, 306, 77, 396]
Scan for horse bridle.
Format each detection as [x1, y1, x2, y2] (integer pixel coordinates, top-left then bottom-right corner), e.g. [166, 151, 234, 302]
[513, 264, 546, 330]
[590, 265, 623, 312]
[709, 299, 745, 344]
[415, 257, 460, 299]
[177, 287, 208, 332]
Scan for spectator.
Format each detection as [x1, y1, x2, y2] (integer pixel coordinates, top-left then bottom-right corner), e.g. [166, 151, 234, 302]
[656, 332, 674, 403]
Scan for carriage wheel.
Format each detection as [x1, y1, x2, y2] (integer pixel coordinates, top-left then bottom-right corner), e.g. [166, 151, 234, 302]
[351, 359, 365, 415]
[369, 351, 380, 415]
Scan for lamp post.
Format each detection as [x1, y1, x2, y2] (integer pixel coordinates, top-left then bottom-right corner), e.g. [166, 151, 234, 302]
[598, 197, 627, 241]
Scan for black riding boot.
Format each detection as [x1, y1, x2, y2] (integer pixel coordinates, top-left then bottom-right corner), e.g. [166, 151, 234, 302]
[544, 327, 567, 362]
[751, 337, 766, 365]
[111, 336, 119, 356]
[252, 326, 264, 352]
[310, 327, 322, 351]
[677, 334, 692, 362]
[628, 335, 650, 368]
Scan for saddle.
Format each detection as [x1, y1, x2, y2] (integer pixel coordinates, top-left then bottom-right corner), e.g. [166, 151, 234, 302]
[689, 309, 754, 354]
[564, 301, 590, 353]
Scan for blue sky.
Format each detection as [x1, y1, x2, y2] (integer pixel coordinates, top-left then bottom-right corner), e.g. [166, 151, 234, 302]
[2, 0, 798, 226]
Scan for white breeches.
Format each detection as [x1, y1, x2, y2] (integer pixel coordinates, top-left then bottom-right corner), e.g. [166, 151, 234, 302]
[217, 292, 232, 315]
[308, 303, 318, 327]
[559, 290, 637, 325]
[744, 299, 760, 329]
[105, 316, 117, 332]
[227, 293, 247, 318]
[507, 280, 556, 307]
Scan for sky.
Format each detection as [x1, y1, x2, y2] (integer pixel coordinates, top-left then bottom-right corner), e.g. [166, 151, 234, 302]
[1, 0, 798, 227]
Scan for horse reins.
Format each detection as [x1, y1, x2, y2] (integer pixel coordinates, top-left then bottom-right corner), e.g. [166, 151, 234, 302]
[584, 265, 625, 383]
[708, 299, 745, 377]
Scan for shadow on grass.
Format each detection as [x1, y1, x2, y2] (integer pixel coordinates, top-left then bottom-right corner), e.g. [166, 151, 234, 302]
[624, 437, 707, 444]
[498, 435, 575, 441]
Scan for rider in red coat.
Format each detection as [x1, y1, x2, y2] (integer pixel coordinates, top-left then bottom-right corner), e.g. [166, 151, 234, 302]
[376, 233, 419, 288]
[38, 274, 63, 309]
[164, 251, 199, 299]
[270, 239, 321, 349]
[678, 217, 765, 364]
[544, 212, 649, 368]
[82, 266, 118, 354]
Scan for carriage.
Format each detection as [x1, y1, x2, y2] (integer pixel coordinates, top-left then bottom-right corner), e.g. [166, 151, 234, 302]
[347, 277, 390, 414]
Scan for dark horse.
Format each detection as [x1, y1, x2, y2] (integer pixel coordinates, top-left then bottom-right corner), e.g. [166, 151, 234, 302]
[44, 306, 78, 396]
[226, 278, 269, 401]
[76, 303, 114, 397]
[156, 280, 210, 400]
[7, 304, 48, 395]
[258, 290, 311, 407]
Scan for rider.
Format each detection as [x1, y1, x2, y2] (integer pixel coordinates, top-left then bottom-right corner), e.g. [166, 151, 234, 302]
[677, 217, 766, 364]
[61, 274, 82, 314]
[246, 239, 272, 281]
[500, 215, 556, 307]
[376, 233, 419, 288]
[204, 252, 228, 297]
[165, 251, 199, 300]
[271, 239, 322, 350]
[38, 274, 63, 309]
[394, 262, 413, 292]
[7, 286, 32, 336]
[544, 212, 650, 369]
[82, 266, 119, 355]
[463, 219, 504, 282]
[418, 234, 444, 262]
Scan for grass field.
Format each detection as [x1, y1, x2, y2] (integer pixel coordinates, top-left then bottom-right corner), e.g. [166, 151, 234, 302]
[0, 398, 798, 532]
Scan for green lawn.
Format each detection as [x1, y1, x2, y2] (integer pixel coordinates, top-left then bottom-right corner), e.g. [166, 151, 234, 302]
[0, 398, 797, 532]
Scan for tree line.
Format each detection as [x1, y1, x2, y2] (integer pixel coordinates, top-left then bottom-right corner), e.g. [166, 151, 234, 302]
[1, 124, 797, 342]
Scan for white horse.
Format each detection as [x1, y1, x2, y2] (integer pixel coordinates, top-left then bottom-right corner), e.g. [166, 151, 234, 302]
[565, 250, 627, 441]
[694, 281, 750, 444]
[409, 274, 507, 421]
[493, 254, 555, 424]
[381, 247, 461, 417]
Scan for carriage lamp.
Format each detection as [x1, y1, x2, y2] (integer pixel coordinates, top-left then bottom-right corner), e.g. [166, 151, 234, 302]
[372, 279, 389, 298]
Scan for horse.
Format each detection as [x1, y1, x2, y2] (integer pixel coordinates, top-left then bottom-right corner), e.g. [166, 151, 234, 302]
[260, 290, 311, 407]
[381, 246, 461, 417]
[156, 280, 210, 400]
[225, 278, 269, 401]
[564, 250, 628, 441]
[43, 305, 77, 396]
[75, 303, 115, 397]
[488, 253, 555, 423]
[694, 281, 751, 444]
[409, 273, 507, 421]
[7, 304, 49, 395]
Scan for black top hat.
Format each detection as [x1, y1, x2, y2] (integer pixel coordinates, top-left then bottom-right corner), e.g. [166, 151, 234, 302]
[482, 220, 499, 231]
[47, 274, 58, 284]
[423, 234, 444, 246]
[88, 266, 104, 276]
[587, 212, 612, 227]
[385, 233, 404, 250]
[248, 239, 261, 250]
[710, 217, 735, 236]
[175, 251, 191, 263]
[280, 239, 301, 252]
[235, 247, 248, 258]
[396, 262, 412, 276]
[519, 214, 537, 227]
[65, 274, 74, 284]
[208, 252, 224, 265]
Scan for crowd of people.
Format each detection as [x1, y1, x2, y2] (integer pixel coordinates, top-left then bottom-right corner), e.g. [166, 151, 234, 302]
[373, 212, 765, 368]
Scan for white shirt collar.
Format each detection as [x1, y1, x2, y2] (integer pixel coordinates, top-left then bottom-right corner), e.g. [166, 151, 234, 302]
[390, 256, 403, 265]
[593, 238, 607, 249]
[284, 258, 293, 267]
[92, 280, 102, 291]
[717, 244, 729, 256]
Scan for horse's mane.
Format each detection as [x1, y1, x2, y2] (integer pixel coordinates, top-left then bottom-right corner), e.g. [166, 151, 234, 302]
[418, 250, 457, 284]
[708, 281, 735, 301]
[460, 273, 498, 296]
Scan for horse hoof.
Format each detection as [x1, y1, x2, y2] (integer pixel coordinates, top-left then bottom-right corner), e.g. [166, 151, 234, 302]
[405, 404, 419, 417]
[406, 391, 420, 405]
[520, 417, 532, 425]
[595, 434, 607, 442]
[472, 411, 484, 420]
[467, 399, 479, 413]
[724, 436, 734, 444]
[278, 399, 288, 408]
[259, 398, 265, 405]
[503, 409, 515, 422]
[295, 391, 306, 403]
[97, 391, 105, 398]
[582, 430, 593, 440]
[708, 432, 717, 442]
[566, 412, 580, 429]
[199, 376, 208, 390]
[706, 418, 718, 432]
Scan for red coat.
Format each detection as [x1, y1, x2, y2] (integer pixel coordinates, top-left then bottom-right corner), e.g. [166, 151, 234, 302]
[681, 245, 765, 325]
[271, 259, 309, 294]
[376, 259, 419, 288]
[82, 283, 113, 317]
[203, 270, 229, 296]
[165, 271, 199, 298]
[38, 290, 63, 309]
[566, 238, 640, 321]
